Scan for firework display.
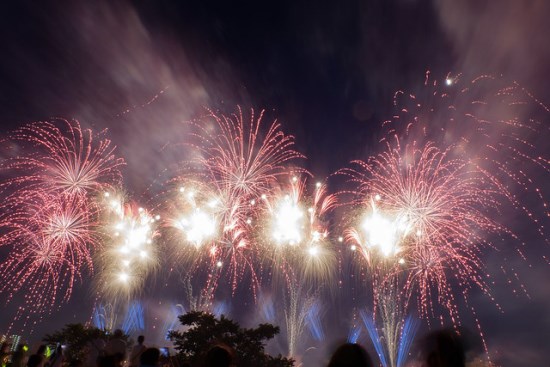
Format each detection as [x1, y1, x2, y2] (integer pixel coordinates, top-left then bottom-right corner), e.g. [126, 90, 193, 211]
[96, 192, 160, 300]
[162, 107, 306, 298]
[0, 120, 123, 325]
[338, 74, 549, 365]
[341, 140, 505, 320]
[261, 176, 337, 284]
[0, 77, 547, 365]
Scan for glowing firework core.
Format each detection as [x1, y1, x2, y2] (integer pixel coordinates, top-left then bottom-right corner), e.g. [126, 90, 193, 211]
[178, 210, 217, 246]
[272, 195, 304, 246]
[361, 200, 410, 257]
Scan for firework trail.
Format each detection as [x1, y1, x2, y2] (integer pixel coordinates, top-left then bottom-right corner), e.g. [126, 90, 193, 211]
[163, 107, 304, 297]
[306, 301, 325, 342]
[92, 302, 118, 331]
[160, 303, 185, 341]
[122, 301, 145, 334]
[360, 281, 419, 367]
[283, 279, 317, 358]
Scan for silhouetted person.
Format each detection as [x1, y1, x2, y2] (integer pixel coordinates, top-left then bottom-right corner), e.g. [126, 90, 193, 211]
[1, 343, 12, 367]
[10, 344, 28, 367]
[26, 355, 42, 367]
[31, 346, 48, 367]
[139, 348, 160, 367]
[49, 345, 63, 367]
[87, 336, 106, 367]
[96, 356, 117, 367]
[424, 329, 465, 367]
[327, 343, 373, 367]
[203, 345, 235, 367]
[105, 330, 126, 366]
[68, 360, 83, 367]
[129, 336, 146, 367]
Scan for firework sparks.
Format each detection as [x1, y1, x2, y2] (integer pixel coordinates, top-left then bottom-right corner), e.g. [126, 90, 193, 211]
[262, 177, 337, 284]
[382, 72, 549, 240]
[164, 107, 304, 296]
[96, 193, 159, 300]
[0, 120, 123, 199]
[341, 139, 509, 321]
[0, 120, 123, 325]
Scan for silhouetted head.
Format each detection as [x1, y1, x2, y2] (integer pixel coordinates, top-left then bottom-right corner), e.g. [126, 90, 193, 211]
[1, 342, 10, 353]
[424, 329, 466, 367]
[328, 343, 373, 367]
[27, 354, 43, 367]
[113, 329, 124, 339]
[140, 348, 160, 367]
[97, 355, 117, 367]
[68, 359, 83, 367]
[137, 335, 145, 345]
[204, 345, 234, 367]
[36, 345, 47, 356]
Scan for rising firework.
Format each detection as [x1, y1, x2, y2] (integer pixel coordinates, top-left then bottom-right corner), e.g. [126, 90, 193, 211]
[283, 279, 317, 358]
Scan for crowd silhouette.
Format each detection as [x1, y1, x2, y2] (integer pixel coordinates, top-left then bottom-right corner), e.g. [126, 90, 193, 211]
[0, 327, 471, 367]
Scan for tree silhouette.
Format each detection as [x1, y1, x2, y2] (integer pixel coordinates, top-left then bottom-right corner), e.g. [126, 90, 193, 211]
[43, 323, 129, 363]
[169, 311, 294, 367]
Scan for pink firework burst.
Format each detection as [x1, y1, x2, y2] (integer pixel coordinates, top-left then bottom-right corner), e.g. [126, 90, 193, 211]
[0, 119, 124, 200]
[341, 139, 510, 321]
[0, 120, 123, 323]
[165, 107, 304, 298]
[0, 193, 94, 321]
[0, 231, 75, 312]
[186, 107, 304, 200]
[382, 72, 550, 241]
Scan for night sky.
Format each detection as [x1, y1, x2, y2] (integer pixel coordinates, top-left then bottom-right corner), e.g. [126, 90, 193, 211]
[1, 1, 549, 366]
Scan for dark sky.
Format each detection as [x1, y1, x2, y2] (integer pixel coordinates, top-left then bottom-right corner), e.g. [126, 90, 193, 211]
[1, 1, 549, 366]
